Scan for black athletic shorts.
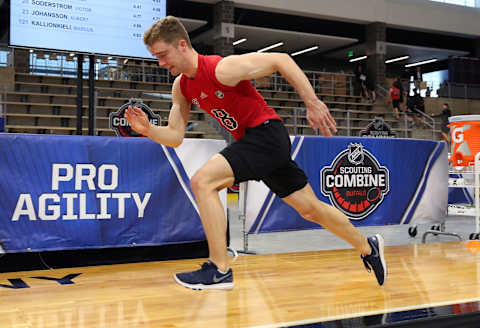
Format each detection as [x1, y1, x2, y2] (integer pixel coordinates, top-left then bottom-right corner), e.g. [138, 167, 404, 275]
[220, 119, 308, 198]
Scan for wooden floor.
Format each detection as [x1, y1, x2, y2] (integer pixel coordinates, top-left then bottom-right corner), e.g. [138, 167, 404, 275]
[1, 241, 480, 328]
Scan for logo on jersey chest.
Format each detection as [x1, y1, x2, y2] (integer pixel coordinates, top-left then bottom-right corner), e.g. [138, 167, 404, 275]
[215, 90, 224, 99]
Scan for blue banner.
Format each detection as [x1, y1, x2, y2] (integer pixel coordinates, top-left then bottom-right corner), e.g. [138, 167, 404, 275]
[448, 173, 474, 204]
[0, 134, 226, 252]
[246, 136, 448, 234]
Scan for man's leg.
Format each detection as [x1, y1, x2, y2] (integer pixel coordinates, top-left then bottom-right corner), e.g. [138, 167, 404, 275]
[441, 132, 449, 143]
[282, 183, 387, 285]
[173, 154, 236, 290]
[282, 183, 371, 255]
[393, 105, 400, 119]
[190, 154, 235, 271]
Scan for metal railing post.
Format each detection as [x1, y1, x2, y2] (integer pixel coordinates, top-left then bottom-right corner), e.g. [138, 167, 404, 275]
[0, 87, 6, 133]
[237, 182, 255, 254]
[93, 90, 98, 135]
[293, 108, 298, 135]
[347, 110, 351, 136]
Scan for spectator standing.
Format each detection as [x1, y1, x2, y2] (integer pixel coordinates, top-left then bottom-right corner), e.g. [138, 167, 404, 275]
[366, 77, 376, 103]
[431, 103, 452, 142]
[412, 66, 422, 90]
[393, 77, 405, 108]
[389, 84, 402, 119]
[354, 63, 368, 99]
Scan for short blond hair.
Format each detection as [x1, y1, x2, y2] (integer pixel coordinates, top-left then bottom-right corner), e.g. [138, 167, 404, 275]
[143, 16, 192, 48]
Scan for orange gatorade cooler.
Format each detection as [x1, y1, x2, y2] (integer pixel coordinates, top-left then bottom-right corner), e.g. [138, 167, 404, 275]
[448, 115, 480, 166]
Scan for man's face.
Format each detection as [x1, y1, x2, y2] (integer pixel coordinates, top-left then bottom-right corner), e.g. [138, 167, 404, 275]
[148, 39, 185, 76]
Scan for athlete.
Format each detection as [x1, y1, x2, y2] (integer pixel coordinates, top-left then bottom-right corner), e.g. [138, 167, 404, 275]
[125, 16, 387, 290]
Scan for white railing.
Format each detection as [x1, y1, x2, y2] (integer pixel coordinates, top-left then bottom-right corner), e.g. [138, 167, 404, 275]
[27, 61, 355, 95]
[253, 71, 355, 96]
[375, 84, 389, 99]
[28, 63, 172, 83]
[288, 107, 416, 138]
[410, 107, 436, 140]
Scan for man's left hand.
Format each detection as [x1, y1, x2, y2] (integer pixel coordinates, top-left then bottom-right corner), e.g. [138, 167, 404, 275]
[305, 99, 337, 137]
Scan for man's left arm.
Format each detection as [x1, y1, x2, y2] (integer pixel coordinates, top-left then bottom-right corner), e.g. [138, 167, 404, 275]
[215, 53, 337, 136]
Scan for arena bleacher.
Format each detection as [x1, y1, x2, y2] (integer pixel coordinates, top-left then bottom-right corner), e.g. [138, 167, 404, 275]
[0, 66, 420, 139]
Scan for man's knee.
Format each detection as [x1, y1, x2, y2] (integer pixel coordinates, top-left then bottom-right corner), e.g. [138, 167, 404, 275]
[191, 167, 231, 195]
[296, 201, 327, 222]
[190, 170, 210, 195]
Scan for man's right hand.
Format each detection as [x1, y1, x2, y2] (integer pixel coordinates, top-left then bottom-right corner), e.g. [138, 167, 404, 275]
[125, 106, 151, 136]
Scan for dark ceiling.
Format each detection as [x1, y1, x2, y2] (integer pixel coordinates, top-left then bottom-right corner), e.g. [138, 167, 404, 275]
[168, 0, 474, 73]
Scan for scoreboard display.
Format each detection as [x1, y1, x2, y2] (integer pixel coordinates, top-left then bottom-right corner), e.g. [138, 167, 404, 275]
[10, 0, 167, 58]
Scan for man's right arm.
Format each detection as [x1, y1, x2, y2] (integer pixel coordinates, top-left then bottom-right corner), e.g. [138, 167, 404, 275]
[125, 75, 191, 148]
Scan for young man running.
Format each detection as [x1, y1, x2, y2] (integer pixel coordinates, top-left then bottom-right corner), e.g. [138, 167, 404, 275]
[125, 16, 387, 290]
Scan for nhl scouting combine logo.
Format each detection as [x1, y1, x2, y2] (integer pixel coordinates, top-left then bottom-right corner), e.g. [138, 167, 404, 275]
[109, 98, 161, 137]
[321, 143, 389, 219]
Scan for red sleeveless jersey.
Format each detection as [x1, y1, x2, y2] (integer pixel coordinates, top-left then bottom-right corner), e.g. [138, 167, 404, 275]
[180, 55, 281, 140]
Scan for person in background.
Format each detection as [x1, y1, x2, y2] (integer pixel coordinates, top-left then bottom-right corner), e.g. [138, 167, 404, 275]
[389, 83, 402, 119]
[431, 103, 452, 143]
[425, 87, 431, 97]
[412, 66, 422, 90]
[393, 77, 405, 110]
[366, 77, 376, 103]
[355, 63, 368, 99]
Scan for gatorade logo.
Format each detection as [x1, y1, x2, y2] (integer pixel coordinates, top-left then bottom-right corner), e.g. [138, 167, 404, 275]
[321, 143, 390, 219]
[452, 127, 464, 143]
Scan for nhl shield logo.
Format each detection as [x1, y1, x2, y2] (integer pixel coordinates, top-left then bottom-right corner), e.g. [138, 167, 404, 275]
[215, 90, 224, 99]
[321, 143, 390, 220]
[348, 143, 364, 165]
